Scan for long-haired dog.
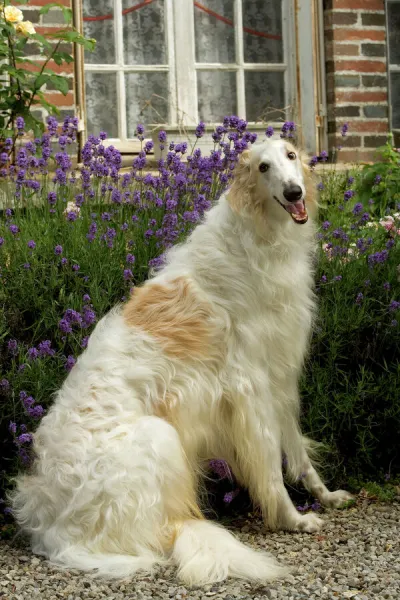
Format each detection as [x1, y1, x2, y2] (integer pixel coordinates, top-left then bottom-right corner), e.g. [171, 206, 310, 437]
[11, 139, 352, 585]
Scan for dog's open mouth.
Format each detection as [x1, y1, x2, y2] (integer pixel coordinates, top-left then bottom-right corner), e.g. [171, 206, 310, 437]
[274, 197, 308, 225]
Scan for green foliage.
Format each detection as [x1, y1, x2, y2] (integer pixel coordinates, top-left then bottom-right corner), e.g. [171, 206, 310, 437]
[355, 136, 400, 217]
[300, 161, 400, 486]
[0, 1, 95, 153]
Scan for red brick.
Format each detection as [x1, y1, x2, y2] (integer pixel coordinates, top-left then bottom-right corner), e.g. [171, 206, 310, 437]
[338, 149, 377, 163]
[42, 92, 74, 106]
[333, 0, 383, 9]
[333, 29, 386, 42]
[341, 120, 389, 133]
[36, 26, 66, 36]
[332, 43, 360, 56]
[334, 59, 387, 72]
[335, 90, 387, 102]
[17, 60, 74, 75]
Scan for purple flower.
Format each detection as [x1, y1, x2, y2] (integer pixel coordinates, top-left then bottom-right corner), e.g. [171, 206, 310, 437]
[126, 253, 135, 264]
[320, 275, 327, 283]
[309, 155, 318, 168]
[54, 245, 63, 255]
[383, 282, 391, 291]
[48, 191, 57, 205]
[17, 433, 33, 445]
[0, 379, 10, 391]
[7, 339, 18, 355]
[368, 250, 389, 266]
[265, 125, 274, 138]
[352, 203, 363, 215]
[209, 459, 233, 481]
[23, 263, 30, 270]
[355, 292, 363, 305]
[123, 269, 133, 280]
[81, 336, 89, 349]
[391, 320, 398, 327]
[65, 355, 76, 371]
[317, 182, 324, 191]
[0, 237, 4, 246]
[374, 174, 382, 185]
[348, 176, 354, 184]
[27, 240, 36, 249]
[111, 188, 122, 204]
[158, 130, 167, 143]
[280, 121, 296, 139]
[333, 275, 342, 281]
[9, 224, 19, 235]
[9, 422, 17, 434]
[319, 150, 328, 162]
[27, 405, 44, 419]
[223, 489, 240, 504]
[16, 116, 25, 131]
[59, 318, 72, 334]
[195, 121, 206, 138]
[322, 221, 331, 230]
[341, 122, 349, 137]
[344, 190, 355, 202]
[38, 340, 55, 357]
[27, 347, 39, 360]
[66, 211, 78, 222]
[72, 264, 80, 271]
[389, 300, 400, 312]
[144, 140, 154, 154]
[83, 294, 91, 304]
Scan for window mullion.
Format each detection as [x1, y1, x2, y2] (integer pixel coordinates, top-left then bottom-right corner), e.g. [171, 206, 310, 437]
[235, 0, 246, 118]
[115, 0, 126, 141]
[165, 0, 177, 126]
[173, 0, 197, 124]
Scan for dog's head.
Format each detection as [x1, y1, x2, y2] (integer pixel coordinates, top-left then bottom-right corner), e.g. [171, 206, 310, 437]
[228, 139, 317, 226]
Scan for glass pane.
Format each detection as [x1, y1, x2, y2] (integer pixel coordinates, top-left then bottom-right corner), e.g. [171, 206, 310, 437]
[86, 72, 118, 137]
[125, 72, 169, 135]
[243, 0, 283, 63]
[388, 3, 400, 65]
[391, 73, 400, 129]
[194, 0, 235, 63]
[83, 0, 115, 64]
[245, 71, 284, 121]
[197, 71, 237, 122]
[123, 0, 166, 65]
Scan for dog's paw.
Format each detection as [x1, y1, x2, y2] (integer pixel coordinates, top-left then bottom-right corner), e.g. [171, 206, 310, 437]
[293, 513, 324, 533]
[322, 489, 354, 509]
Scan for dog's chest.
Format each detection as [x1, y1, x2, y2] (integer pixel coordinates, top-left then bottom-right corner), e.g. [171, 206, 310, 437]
[231, 250, 314, 373]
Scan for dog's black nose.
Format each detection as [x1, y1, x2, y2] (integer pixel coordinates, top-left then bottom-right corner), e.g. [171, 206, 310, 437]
[283, 185, 303, 202]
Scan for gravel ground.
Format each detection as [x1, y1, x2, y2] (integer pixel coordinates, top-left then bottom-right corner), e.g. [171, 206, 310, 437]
[0, 503, 399, 600]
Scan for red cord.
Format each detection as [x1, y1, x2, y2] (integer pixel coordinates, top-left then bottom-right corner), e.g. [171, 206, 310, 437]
[83, 0, 282, 40]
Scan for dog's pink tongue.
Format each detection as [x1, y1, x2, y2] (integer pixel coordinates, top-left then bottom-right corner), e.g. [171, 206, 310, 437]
[286, 200, 305, 215]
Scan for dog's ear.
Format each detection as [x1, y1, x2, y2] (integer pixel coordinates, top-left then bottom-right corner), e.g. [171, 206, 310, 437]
[228, 149, 254, 214]
[299, 150, 319, 217]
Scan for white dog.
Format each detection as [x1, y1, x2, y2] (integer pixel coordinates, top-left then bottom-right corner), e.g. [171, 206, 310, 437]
[11, 139, 352, 586]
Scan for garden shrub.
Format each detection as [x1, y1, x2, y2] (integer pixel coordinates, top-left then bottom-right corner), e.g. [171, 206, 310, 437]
[0, 118, 399, 529]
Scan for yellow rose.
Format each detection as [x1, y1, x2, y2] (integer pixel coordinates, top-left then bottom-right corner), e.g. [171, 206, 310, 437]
[3, 5, 23, 24]
[16, 20, 36, 35]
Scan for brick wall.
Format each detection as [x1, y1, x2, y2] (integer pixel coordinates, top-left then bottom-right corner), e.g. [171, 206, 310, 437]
[324, 0, 389, 162]
[15, 0, 76, 123]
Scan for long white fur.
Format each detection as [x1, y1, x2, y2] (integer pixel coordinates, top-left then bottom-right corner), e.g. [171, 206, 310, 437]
[11, 140, 352, 585]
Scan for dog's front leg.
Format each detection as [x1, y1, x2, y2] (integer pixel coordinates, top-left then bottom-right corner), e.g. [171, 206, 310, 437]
[229, 395, 323, 533]
[282, 416, 353, 508]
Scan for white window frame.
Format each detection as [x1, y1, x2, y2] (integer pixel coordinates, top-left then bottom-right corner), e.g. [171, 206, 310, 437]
[386, 0, 400, 140]
[75, 0, 326, 153]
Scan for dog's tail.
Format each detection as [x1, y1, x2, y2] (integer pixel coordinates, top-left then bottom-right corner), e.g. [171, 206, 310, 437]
[172, 519, 288, 586]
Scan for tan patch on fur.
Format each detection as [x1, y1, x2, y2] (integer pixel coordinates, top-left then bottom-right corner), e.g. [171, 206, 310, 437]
[123, 277, 214, 360]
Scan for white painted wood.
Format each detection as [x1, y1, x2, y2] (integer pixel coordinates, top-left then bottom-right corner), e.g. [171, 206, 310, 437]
[173, 0, 197, 125]
[296, 0, 317, 153]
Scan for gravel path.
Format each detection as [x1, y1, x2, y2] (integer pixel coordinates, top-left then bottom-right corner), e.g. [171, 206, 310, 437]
[0, 503, 399, 600]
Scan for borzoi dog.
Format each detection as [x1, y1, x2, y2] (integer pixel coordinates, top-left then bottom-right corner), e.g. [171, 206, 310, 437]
[11, 139, 352, 585]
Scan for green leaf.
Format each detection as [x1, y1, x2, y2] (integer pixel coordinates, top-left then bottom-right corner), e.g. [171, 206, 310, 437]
[34, 73, 51, 90]
[52, 52, 74, 65]
[30, 33, 53, 50]
[47, 75, 69, 95]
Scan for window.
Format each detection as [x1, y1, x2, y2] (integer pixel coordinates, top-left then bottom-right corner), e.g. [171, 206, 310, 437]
[82, 0, 295, 142]
[387, 0, 400, 145]
[78, 0, 325, 153]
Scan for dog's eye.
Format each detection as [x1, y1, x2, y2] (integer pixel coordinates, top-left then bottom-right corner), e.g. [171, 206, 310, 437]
[287, 152, 296, 160]
[259, 163, 269, 173]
